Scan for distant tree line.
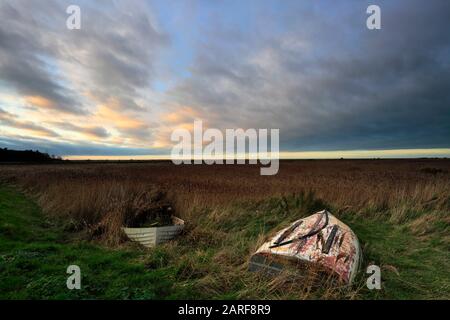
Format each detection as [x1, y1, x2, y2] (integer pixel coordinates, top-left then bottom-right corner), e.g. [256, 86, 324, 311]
[0, 148, 62, 163]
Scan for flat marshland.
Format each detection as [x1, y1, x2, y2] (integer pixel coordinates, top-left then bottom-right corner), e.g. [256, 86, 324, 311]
[0, 159, 449, 299]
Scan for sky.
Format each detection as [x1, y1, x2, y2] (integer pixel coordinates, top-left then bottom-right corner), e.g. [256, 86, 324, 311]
[0, 0, 449, 159]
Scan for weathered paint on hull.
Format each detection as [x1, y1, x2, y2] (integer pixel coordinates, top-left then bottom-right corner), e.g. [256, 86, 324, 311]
[250, 210, 361, 284]
[122, 216, 184, 247]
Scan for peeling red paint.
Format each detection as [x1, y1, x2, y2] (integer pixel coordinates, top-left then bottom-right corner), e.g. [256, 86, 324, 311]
[251, 210, 361, 284]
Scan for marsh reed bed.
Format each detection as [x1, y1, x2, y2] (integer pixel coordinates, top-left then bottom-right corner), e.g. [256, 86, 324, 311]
[0, 159, 448, 299]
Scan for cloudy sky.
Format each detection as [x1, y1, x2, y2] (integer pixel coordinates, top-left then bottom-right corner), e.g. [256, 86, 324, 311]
[1, 0, 449, 159]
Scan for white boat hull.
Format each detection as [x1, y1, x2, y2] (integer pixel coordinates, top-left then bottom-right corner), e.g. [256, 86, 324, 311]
[122, 216, 184, 247]
[250, 210, 361, 284]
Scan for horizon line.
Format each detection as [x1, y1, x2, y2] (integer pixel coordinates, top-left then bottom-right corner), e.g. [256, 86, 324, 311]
[63, 148, 450, 161]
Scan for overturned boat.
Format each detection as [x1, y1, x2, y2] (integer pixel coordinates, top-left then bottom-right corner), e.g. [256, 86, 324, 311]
[249, 210, 361, 284]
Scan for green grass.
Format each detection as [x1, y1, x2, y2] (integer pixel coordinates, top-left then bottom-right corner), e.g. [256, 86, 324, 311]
[348, 216, 449, 299]
[0, 186, 191, 299]
[0, 186, 448, 299]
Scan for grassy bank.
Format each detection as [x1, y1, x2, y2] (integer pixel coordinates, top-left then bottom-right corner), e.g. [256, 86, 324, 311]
[0, 186, 186, 299]
[0, 184, 448, 299]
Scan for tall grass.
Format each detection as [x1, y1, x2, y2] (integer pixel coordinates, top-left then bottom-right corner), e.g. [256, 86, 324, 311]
[0, 159, 449, 299]
[1, 159, 448, 215]
[0, 160, 448, 245]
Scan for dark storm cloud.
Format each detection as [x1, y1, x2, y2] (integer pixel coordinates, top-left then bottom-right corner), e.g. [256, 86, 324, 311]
[49, 122, 110, 138]
[83, 126, 110, 139]
[0, 3, 82, 114]
[62, 0, 169, 111]
[118, 126, 153, 141]
[1, 0, 449, 156]
[170, 0, 450, 151]
[0, 0, 168, 114]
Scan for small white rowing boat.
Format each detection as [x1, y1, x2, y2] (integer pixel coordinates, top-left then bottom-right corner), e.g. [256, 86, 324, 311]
[122, 216, 184, 248]
[249, 210, 361, 284]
